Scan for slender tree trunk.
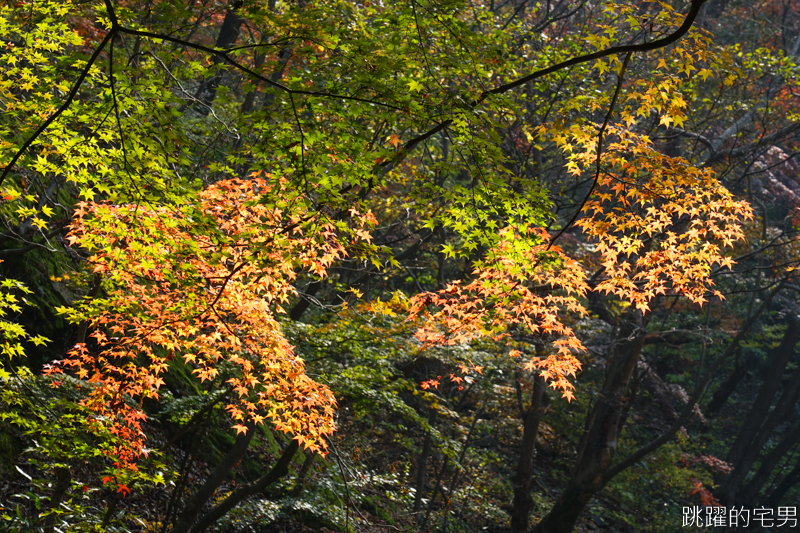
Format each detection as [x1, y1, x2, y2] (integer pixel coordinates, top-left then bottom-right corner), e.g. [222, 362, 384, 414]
[706, 350, 746, 416]
[716, 317, 800, 501]
[189, 440, 300, 533]
[170, 422, 257, 533]
[532, 312, 646, 533]
[739, 422, 800, 505]
[765, 460, 800, 508]
[238, 51, 266, 116]
[440, 410, 481, 533]
[422, 455, 450, 530]
[290, 450, 316, 497]
[413, 410, 437, 521]
[194, 1, 245, 113]
[42, 467, 71, 533]
[718, 360, 800, 503]
[531, 286, 781, 533]
[510, 372, 546, 533]
[290, 281, 322, 321]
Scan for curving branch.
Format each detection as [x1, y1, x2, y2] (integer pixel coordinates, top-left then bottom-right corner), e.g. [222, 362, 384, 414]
[1, 0, 707, 194]
[484, 0, 707, 98]
[389, 0, 708, 176]
[0, 30, 116, 187]
[547, 51, 632, 249]
[116, 27, 406, 112]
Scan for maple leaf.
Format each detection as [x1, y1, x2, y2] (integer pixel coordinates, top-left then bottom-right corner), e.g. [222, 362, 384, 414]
[421, 378, 440, 390]
[388, 134, 402, 148]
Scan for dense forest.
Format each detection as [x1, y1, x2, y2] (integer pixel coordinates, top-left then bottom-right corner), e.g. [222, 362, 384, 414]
[1, 0, 799, 531]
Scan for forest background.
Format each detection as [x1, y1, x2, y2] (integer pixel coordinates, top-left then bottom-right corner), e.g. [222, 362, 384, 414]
[0, 0, 799, 531]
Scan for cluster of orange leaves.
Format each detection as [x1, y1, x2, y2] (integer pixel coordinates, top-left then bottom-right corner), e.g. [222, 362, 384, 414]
[409, 226, 588, 400]
[47, 177, 375, 467]
[689, 479, 723, 507]
[410, 129, 752, 400]
[572, 127, 753, 312]
[420, 362, 485, 391]
[681, 453, 733, 474]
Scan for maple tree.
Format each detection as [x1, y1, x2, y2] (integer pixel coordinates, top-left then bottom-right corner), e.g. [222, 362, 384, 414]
[1, 0, 799, 531]
[46, 177, 376, 469]
[410, 225, 589, 398]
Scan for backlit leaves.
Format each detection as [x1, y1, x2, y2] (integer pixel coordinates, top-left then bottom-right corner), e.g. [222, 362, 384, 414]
[49, 177, 375, 468]
[409, 226, 587, 397]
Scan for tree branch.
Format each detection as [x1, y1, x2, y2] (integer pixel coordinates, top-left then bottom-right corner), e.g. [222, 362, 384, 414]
[483, 0, 707, 97]
[188, 439, 300, 533]
[602, 280, 783, 484]
[548, 51, 632, 248]
[0, 30, 116, 186]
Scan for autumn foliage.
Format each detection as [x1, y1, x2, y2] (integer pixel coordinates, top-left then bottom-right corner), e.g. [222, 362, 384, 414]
[46, 177, 374, 467]
[409, 132, 753, 400]
[409, 226, 587, 399]
[4, 0, 799, 529]
[571, 129, 754, 311]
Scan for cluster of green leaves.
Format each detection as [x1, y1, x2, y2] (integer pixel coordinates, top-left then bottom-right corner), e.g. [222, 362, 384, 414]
[2, 0, 799, 530]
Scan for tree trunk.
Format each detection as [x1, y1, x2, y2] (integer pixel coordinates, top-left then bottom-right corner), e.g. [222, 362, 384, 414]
[290, 281, 322, 321]
[718, 360, 800, 504]
[170, 422, 257, 533]
[42, 467, 71, 533]
[532, 312, 646, 533]
[194, 2, 245, 113]
[530, 287, 782, 533]
[739, 422, 800, 505]
[413, 410, 437, 521]
[290, 450, 316, 497]
[765, 460, 800, 508]
[510, 372, 546, 533]
[716, 316, 800, 502]
[189, 440, 300, 533]
[706, 350, 746, 416]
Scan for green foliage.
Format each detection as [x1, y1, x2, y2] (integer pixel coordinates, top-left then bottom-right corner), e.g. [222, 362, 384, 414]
[0, 277, 49, 379]
[1, 0, 799, 530]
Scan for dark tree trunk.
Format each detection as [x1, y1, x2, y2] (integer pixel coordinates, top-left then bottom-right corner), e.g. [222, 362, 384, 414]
[530, 287, 782, 533]
[170, 423, 257, 533]
[413, 410, 437, 521]
[716, 317, 800, 502]
[290, 281, 322, 321]
[765, 460, 800, 508]
[290, 450, 316, 497]
[43, 467, 71, 533]
[706, 350, 746, 416]
[531, 483, 599, 533]
[510, 372, 546, 533]
[194, 2, 245, 113]
[739, 422, 800, 505]
[189, 440, 300, 533]
[662, 127, 683, 158]
[699, 0, 730, 29]
[532, 312, 646, 533]
[718, 361, 800, 504]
